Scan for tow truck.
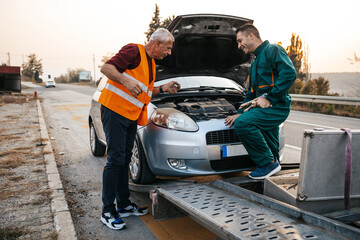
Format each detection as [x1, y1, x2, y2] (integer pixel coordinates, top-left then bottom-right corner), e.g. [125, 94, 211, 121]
[132, 129, 360, 239]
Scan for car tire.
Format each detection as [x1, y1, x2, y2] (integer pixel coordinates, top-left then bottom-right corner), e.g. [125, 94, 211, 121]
[90, 122, 106, 157]
[129, 135, 156, 184]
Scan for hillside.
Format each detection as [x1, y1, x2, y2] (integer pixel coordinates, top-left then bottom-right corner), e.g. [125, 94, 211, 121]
[311, 72, 360, 97]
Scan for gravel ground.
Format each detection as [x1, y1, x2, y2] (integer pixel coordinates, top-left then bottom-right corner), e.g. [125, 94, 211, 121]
[0, 93, 57, 239]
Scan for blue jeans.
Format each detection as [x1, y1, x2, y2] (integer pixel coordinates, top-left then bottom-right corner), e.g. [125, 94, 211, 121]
[101, 106, 137, 213]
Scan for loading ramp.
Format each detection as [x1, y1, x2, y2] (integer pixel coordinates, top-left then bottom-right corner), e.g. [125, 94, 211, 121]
[151, 178, 360, 240]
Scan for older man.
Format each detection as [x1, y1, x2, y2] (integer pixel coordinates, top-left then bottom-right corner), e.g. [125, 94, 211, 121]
[98, 28, 180, 230]
[225, 24, 296, 180]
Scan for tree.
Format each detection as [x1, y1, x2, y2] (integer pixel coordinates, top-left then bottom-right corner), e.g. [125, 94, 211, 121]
[301, 43, 311, 81]
[348, 52, 360, 65]
[289, 79, 304, 94]
[161, 15, 175, 29]
[313, 77, 330, 95]
[286, 33, 303, 78]
[21, 54, 43, 80]
[300, 77, 330, 95]
[145, 4, 161, 42]
[99, 52, 116, 68]
[144, 4, 175, 42]
[301, 79, 316, 95]
[55, 68, 85, 83]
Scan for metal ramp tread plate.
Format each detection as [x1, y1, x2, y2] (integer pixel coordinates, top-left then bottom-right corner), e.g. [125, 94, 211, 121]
[158, 183, 350, 240]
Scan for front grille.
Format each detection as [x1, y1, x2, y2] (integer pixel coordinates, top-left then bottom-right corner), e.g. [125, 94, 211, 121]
[206, 129, 239, 145]
[210, 155, 255, 171]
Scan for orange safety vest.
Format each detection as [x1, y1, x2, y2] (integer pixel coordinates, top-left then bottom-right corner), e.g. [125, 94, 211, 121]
[98, 44, 156, 126]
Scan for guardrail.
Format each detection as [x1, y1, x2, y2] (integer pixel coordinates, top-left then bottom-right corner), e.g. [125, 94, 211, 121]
[290, 94, 360, 106]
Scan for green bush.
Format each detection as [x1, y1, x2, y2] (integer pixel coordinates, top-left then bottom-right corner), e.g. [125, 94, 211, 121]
[289, 79, 304, 94]
[291, 102, 360, 118]
[301, 79, 316, 94]
[299, 77, 330, 95]
[313, 77, 330, 95]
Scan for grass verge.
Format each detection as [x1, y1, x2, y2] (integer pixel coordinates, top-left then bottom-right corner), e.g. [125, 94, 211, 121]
[291, 102, 360, 118]
[0, 227, 28, 239]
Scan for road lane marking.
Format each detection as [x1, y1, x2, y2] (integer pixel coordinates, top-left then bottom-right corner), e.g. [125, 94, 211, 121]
[52, 103, 90, 111]
[52, 104, 91, 107]
[139, 207, 218, 240]
[71, 116, 89, 128]
[285, 144, 302, 151]
[286, 120, 338, 129]
[72, 116, 87, 123]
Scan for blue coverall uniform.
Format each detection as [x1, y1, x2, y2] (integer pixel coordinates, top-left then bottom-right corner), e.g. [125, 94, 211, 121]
[234, 40, 296, 167]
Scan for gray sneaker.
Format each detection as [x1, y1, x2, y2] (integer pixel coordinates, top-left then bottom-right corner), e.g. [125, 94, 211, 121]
[118, 203, 149, 218]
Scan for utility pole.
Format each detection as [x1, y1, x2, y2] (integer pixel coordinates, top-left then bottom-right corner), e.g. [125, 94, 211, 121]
[93, 54, 96, 85]
[7, 52, 10, 66]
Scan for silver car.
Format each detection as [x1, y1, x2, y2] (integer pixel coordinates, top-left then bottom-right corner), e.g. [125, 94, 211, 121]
[88, 14, 285, 184]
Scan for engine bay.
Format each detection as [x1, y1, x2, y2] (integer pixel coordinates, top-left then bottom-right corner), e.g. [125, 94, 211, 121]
[153, 96, 241, 121]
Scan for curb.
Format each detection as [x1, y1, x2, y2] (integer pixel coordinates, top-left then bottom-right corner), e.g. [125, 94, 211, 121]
[37, 100, 77, 240]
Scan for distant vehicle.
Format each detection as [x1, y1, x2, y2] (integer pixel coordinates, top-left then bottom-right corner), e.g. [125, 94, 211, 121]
[45, 80, 56, 88]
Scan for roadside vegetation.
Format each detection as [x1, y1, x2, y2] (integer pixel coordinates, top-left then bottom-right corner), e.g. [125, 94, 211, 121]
[0, 94, 57, 239]
[280, 34, 359, 118]
[55, 68, 87, 83]
[21, 54, 43, 83]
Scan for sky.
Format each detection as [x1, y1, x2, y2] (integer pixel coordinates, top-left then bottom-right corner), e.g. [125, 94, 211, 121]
[1, 0, 359, 81]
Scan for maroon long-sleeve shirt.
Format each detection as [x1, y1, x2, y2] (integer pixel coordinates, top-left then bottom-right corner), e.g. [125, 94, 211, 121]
[106, 43, 154, 83]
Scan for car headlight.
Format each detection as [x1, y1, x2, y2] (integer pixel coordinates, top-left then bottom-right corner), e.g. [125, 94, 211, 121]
[151, 108, 199, 132]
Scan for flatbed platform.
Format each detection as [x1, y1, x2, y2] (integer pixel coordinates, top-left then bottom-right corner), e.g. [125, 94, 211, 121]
[152, 178, 360, 240]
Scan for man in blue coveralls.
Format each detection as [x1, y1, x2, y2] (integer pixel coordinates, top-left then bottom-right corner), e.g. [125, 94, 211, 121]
[225, 23, 296, 179]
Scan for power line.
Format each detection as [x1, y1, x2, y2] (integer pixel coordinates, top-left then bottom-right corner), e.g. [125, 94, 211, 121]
[0, 51, 103, 60]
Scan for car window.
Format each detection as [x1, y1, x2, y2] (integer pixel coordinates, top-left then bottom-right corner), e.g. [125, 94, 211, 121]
[154, 76, 244, 91]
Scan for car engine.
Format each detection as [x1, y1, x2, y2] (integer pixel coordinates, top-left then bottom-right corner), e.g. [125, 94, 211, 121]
[154, 97, 238, 121]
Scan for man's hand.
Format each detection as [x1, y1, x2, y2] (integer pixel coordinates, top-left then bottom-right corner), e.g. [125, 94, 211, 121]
[100, 64, 144, 98]
[239, 95, 271, 112]
[162, 81, 181, 94]
[239, 100, 256, 112]
[224, 114, 240, 128]
[123, 77, 143, 98]
[255, 96, 271, 108]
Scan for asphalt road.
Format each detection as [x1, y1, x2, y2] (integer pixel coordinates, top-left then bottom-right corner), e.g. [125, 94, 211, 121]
[25, 82, 360, 239]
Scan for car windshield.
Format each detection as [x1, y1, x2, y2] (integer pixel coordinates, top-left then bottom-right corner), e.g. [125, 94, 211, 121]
[154, 76, 244, 91]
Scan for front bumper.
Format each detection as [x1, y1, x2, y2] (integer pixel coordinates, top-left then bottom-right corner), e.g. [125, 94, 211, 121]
[139, 119, 255, 177]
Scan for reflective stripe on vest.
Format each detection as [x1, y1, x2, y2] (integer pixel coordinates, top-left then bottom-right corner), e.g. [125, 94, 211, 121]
[123, 72, 148, 93]
[123, 72, 153, 97]
[97, 44, 156, 125]
[104, 82, 144, 109]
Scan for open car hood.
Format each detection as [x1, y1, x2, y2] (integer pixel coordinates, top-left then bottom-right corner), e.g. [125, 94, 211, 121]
[156, 14, 253, 85]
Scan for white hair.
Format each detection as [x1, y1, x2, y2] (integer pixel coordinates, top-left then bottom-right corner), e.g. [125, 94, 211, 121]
[149, 28, 174, 42]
